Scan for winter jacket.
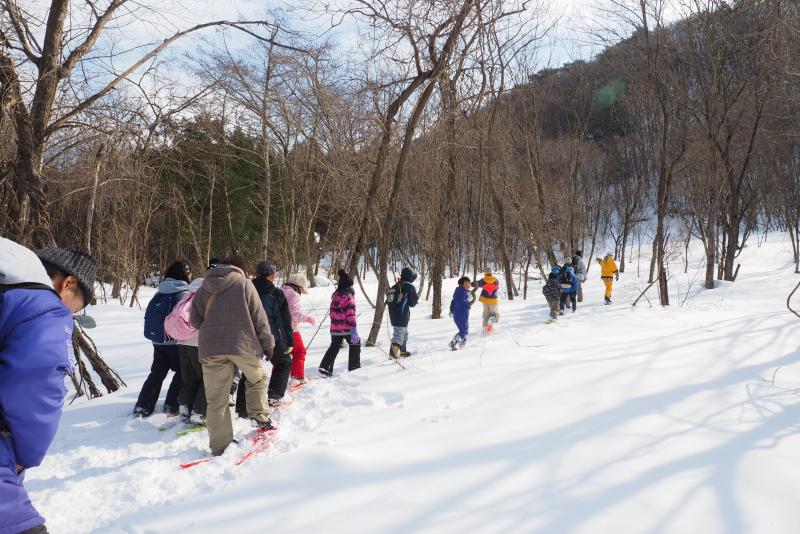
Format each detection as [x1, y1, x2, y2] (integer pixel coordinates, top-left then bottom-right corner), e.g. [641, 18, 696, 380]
[190, 265, 275, 360]
[176, 278, 203, 348]
[151, 278, 190, 345]
[252, 277, 294, 352]
[449, 286, 471, 328]
[542, 273, 563, 302]
[572, 256, 587, 283]
[598, 257, 619, 279]
[476, 275, 500, 305]
[330, 288, 357, 334]
[560, 269, 579, 294]
[282, 284, 315, 330]
[388, 267, 419, 327]
[0, 239, 73, 533]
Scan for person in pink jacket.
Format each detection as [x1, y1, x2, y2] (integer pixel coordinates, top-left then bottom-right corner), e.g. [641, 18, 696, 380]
[281, 273, 316, 382]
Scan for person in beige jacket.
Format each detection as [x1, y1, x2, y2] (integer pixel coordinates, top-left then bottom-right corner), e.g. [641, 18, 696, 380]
[189, 257, 275, 456]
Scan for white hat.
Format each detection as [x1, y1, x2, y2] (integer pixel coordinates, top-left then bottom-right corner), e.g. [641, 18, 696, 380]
[287, 273, 309, 293]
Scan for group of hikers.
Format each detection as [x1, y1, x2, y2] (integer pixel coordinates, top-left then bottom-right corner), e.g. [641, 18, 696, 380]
[0, 234, 622, 534]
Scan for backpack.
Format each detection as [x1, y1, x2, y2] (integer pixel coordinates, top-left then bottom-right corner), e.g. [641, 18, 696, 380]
[385, 282, 404, 308]
[260, 288, 286, 348]
[144, 292, 180, 343]
[559, 271, 572, 286]
[164, 292, 197, 341]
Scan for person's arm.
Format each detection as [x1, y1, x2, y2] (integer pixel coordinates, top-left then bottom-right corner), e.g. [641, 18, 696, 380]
[406, 283, 419, 308]
[0, 297, 71, 469]
[245, 283, 275, 356]
[278, 293, 294, 347]
[189, 289, 206, 328]
[346, 293, 357, 331]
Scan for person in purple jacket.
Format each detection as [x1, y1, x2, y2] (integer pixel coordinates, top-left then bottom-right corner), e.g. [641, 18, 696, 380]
[0, 238, 96, 534]
[318, 270, 361, 376]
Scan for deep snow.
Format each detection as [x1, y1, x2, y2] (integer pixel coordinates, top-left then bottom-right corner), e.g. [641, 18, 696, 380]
[26, 234, 800, 534]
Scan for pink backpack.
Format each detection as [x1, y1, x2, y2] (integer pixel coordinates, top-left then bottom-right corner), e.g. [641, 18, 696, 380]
[164, 291, 197, 341]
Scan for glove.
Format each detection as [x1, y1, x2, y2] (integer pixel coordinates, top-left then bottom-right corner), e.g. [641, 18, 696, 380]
[350, 329, 361, 345]
[305, 316, 317, 326]
[615, 274, 619, 281]
[285, 346, 293, 354]
[263, 350, 272, 361]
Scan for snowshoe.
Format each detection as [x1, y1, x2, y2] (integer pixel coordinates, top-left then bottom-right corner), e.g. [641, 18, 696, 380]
[250, 418, 275, 430]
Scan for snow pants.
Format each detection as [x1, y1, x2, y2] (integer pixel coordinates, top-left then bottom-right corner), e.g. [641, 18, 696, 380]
[560, 292, 576, 312]
[0, 443, 45, 534]
[481, 303, 500, 327]
[547, 300, 560, 319]
[602, 277, 614, 299]
[135, 344, 182, 415]
[177, 344, 206, 416]
[319, 334, 361, 374]
[391, 326, 409, 349]
[203, 355, 270, 456]
[577, 281, 583, 303]
[267, 349, 292, 401]
[453, 316, 469, 343]
[290, 332, 307, 379]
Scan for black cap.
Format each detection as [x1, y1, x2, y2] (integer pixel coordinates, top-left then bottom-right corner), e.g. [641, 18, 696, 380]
[37, 247, 97, 305]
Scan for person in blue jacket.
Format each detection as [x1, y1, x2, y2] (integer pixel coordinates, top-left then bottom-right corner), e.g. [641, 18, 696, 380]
[448, 276, 472, 350]
[559, 266, 579, 314]
[134, 260, 191, 417]
[387, 267, 419, 358]
[0, 238, 96, 534]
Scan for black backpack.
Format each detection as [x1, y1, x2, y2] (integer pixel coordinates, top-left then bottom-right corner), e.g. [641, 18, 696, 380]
[385, 282, 404, 308]
[260, 288, 286, 347]
[559, 271, 572, 286]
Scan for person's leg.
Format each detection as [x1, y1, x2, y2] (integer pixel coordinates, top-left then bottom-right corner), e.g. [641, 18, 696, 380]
[177, 345, 197, 419]
[347, 339, 362, 371]
[603, 278, 613, 301]
[548, 300, 559, 319]
[134, 345, 171, 415]
[559, 293, 567, 313]
[268, 349, 292, 401]
[577, 282, 583, 303]
[163, 345, 182, 413]
[231, 355, 270, 424]
[201, 356, 235, 456]
[319, 335, 342, 375]
[571, 293, 577, 311]
[235, 379, 247, 418]
[290, 332, 307, 379]
[187, 346, 206, 416]
[482, 304, 490, 327]
[397, 326, 409, 354]
[489, 304, 500, 323]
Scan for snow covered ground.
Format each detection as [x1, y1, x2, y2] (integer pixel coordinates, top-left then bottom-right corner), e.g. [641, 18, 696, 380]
[27, 234, 800, 534]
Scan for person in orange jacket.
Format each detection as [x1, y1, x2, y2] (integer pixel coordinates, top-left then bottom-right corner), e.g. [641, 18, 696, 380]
[596, 253, 619, 305]
[473, 270, 500, 332]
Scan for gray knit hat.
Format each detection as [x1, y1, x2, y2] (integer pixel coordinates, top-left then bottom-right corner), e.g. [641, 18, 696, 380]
[254, 260, 276, 277]
[36, 247, 97, 304]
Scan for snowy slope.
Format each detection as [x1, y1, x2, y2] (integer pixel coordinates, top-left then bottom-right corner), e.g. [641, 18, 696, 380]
[27, 235, 800, 534]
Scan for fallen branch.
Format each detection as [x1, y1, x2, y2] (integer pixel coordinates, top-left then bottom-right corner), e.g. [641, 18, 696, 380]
[788, 279, 800, 320]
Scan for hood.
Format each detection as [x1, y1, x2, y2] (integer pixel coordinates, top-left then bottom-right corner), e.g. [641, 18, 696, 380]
[0, 237, 53, 287]
[158, 278, 189, 294]
[200, 265, 245, 294]
[548, 272, 561, 280]
[252, 276, 276, 295]
[566, 267, 575, 274]
[188, 278, 203, 292]
[400, 267, 417, 283]
[550, 266, 560, 273]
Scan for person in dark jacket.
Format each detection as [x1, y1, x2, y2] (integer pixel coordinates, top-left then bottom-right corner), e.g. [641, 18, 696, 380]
[559, 266, 579, 314]
[319, 270, 361, 376]
[542, 266, 563, 321]
[448, 276, 472, 350]
[0, 238, 96, 534]
[249, 261, 293, 408]
[387, 267, 419, 358]
[134, 260, 190, 417]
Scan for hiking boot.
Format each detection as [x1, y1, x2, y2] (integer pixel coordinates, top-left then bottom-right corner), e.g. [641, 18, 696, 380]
[189, 412, 206, 425]
[268, 397, 281, 407]
[163, 405, 179, 417]
[390, 343, 402, 359]
[132, 406, 151, 418]
[318, 368, 333, 377]
[250, 418, 275, 430]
